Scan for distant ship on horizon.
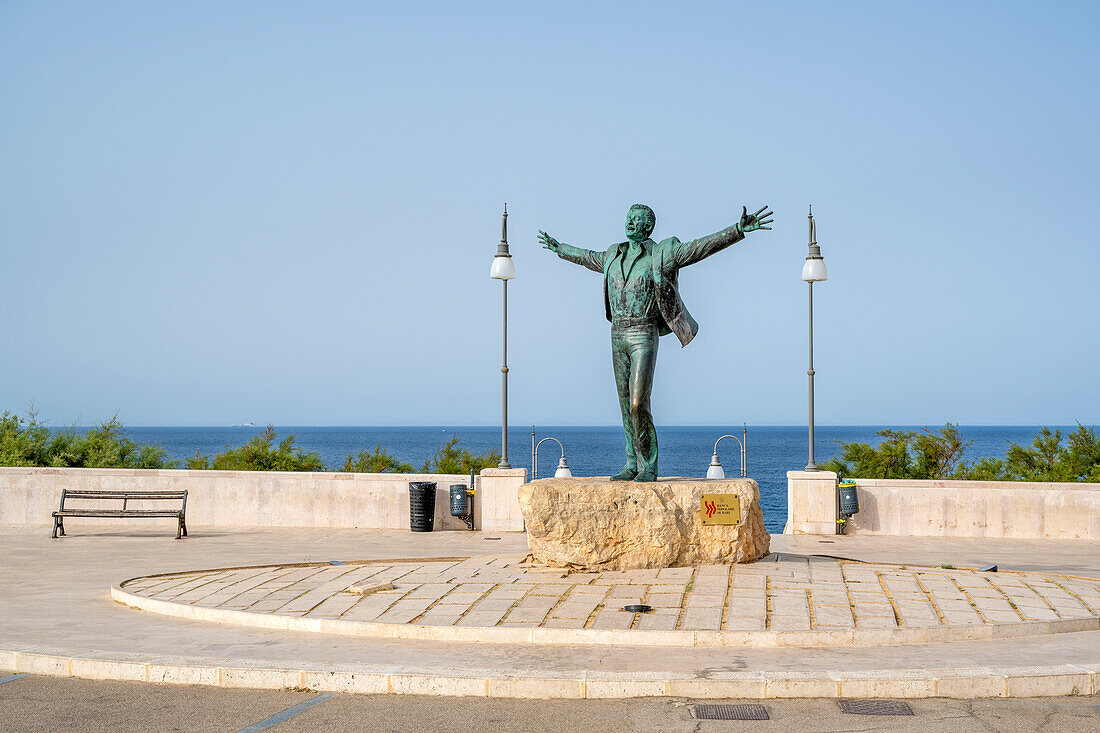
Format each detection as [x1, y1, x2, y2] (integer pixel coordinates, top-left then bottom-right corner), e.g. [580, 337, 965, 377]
[231, 421, 256, 428]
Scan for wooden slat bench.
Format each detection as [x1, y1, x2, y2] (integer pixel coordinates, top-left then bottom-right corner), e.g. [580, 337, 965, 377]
[51, 489, 188, 539]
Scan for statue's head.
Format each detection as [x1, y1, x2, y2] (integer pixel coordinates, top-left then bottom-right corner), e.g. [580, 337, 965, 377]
[625, 204, 655, 242]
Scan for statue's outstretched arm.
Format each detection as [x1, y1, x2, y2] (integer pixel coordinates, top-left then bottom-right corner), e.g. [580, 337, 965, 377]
[673, 206, 773, 268]
[539, 230, 606, 274]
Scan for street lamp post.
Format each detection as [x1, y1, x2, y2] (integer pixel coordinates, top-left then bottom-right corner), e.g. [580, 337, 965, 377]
[489, 204, 516, 469]
[801, 205, 828, 471]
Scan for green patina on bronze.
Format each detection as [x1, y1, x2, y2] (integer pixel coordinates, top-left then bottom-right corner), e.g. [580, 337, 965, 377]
[539, 204, 773, 481]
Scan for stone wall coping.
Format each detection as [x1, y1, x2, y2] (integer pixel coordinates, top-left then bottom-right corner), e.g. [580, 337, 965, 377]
[850, 477, 1100, 492]
[0, 466, 471, 480]
[529, 476, 759, 484]
[480, 468, 527, 477]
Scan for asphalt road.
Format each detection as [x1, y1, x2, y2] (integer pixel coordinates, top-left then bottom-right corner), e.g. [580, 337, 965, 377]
[1, 675, 1098, 732]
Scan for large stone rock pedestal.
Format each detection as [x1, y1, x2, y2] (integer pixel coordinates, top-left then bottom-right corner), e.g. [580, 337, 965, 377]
[518, 477, 770, 571]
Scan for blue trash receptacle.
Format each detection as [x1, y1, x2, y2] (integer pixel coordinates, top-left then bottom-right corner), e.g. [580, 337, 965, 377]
[449, 484, 470, 517]
[838, 481, 859, 516]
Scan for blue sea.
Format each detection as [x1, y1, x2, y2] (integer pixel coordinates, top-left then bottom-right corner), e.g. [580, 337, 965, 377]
[123, 425, 1063, 534]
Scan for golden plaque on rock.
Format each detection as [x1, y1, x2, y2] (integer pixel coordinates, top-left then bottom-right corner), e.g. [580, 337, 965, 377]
[700, 493, 741, 525]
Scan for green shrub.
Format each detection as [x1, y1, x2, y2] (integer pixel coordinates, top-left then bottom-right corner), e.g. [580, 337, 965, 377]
[340, 444, 414, 473]
[420, 436, 500, 474]
[0, 410, 176, 469]
[186, 425, 324, 472]
[822, 424, 970, 480]
[1, 412, 504, 476]
[997, 425, 1100, 482]
[0, 410, 51, 466]
[824, 423, 1100, 482]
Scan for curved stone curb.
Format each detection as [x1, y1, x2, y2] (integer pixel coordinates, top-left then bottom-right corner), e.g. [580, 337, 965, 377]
[1, 645, 1097, 699]
[110, 585, 1100, 649]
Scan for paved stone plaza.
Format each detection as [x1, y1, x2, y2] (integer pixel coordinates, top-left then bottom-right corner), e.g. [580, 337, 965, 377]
[116, 554, 1100, 646]
[4, 528, 1100, 698]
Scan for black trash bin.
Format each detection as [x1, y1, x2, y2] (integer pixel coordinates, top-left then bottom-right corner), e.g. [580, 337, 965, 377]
[409, 482, 436, 532]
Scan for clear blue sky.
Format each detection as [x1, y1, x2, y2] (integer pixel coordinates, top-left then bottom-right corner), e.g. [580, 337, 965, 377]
[1, 2, 1097, 427]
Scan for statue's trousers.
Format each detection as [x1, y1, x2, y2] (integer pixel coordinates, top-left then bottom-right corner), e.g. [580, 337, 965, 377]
[611, 322, 659, 476]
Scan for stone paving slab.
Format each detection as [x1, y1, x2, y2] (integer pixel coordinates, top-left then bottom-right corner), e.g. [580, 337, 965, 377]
[113, 553, 1100, 647]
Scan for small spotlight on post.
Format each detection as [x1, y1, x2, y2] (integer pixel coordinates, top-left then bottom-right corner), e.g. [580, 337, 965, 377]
[534, 436, 571, 479]
[706, 427, 747, 479]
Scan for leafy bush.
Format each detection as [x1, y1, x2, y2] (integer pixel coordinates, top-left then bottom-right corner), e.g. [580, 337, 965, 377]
[0, 410, 51, 466]
[822, 424, 970, 480]
[420, 435, 500, 474]
[976, 425, 1100, 482]
[1, 412, 502, 476]
[340, 444, 414, 473]
[0, 410, 176, 469]
[185, 425, 324, 472]
[824, 423, 1100, 482]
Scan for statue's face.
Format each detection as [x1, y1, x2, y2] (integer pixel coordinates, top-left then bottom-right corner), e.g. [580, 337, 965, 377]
[625, 207, 652, 242]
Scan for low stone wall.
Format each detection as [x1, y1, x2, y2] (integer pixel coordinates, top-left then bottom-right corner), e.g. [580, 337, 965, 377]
[785, 471, 1100, 539]
[0, 467, 527, 532]
[845, 478, 1100, 539]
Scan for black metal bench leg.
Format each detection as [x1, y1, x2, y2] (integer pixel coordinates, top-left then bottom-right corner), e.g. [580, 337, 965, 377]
[51, 516, 58, 539]
[176, 518, 183, 540]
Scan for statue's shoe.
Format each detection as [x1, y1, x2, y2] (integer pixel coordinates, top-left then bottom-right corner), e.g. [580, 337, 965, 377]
[610, 467, 637, 481]
[633, 471, 657, 482]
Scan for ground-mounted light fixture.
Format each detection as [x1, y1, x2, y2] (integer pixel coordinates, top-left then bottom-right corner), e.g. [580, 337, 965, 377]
[534, 436, 571, 479]
[706, 424, 747, 479]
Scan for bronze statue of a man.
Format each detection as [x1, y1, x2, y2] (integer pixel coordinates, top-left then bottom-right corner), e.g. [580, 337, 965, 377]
[539, 204, 772, 481]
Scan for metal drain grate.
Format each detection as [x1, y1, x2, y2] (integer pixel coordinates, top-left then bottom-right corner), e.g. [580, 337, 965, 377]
[838, 699, 914, 716]
[693, 704, 769, 720]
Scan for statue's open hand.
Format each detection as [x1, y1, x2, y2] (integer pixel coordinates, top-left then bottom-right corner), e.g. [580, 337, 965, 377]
[739, 205, 774, 233]
[538, 230, 561, 253]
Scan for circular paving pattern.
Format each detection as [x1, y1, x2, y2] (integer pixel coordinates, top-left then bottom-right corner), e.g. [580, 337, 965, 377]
[113, 554, 1100, 647]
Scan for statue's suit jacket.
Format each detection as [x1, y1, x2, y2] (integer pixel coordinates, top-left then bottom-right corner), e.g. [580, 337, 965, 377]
[557, 224, 745, 347]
